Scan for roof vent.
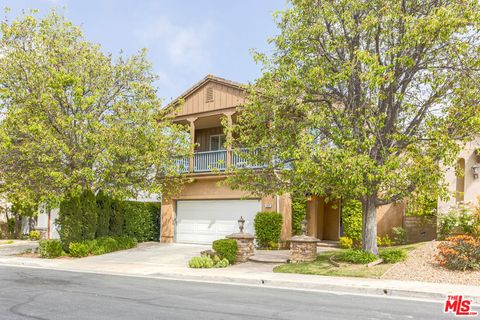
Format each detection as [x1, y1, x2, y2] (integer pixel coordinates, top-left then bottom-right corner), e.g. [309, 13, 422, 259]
[205, 86, 214, 103]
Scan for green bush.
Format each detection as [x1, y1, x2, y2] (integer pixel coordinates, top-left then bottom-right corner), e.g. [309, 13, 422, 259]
[392, 227, 407, 245]
[438, 205, 475, 239]
[122, 202, 155, 242]
[436, 235, 480, 271]
[68, 242, 90, 257]
[96, 190, 113, 238]
[58, 190, 98, 251]
[339, 249, 378, 264]
[88, 236, 137, 256]
[339, 236, 353, 249]
[39, 239, 63, 258]
[377, 235, 393, 247]
[379, 248, 408, 263]
[188, 256, 214, 268]
[291, 193, 307, 235]
[342, 199, 362, 244]
[212, 239, 238, 264]
[254, 211, 282, 249]
[29, 230, 41, 241]
[214, 258, 229, 268]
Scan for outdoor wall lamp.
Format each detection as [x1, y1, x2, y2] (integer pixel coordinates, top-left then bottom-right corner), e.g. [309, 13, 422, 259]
[472, 164, 480, 179]
[238, 216, 245, 233]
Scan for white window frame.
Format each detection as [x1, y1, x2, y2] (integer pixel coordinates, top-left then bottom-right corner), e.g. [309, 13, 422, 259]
[210, 134, 226, 151]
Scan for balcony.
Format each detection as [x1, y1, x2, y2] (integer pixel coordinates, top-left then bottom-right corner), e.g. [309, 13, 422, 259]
[176, 148, 264, 173]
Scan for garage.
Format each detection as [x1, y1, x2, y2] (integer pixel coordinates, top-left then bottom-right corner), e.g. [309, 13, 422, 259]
[175, 199, 261, 244]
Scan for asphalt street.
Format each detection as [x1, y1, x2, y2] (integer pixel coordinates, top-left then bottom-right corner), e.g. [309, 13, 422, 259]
[0, 265, 453, 320]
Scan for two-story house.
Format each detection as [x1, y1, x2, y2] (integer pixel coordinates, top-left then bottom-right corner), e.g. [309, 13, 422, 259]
[158, 75, 413, 245]
[160, 75, 344, 245]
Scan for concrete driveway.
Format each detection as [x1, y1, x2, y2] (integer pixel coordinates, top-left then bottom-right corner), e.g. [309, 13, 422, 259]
[0, 240, 38, 256]
[57, 242, 211, 275]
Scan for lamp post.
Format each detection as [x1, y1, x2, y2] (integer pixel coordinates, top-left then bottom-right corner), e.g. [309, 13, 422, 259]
[301, 219, 308, 236]
[472, 164, 480, 179]
[238, 216, 245, 233]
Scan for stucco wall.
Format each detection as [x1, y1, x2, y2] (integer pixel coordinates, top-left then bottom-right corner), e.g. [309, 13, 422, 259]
[438, 137, 480, 214]
[376, 202, 405, 237]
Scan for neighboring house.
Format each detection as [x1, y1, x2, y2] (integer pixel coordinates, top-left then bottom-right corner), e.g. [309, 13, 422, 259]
[438, 136, 480, 214]
[160, 75, 402, 245]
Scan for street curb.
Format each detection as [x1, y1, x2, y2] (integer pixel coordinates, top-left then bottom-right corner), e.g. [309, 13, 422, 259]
[0, 259, 478, 304]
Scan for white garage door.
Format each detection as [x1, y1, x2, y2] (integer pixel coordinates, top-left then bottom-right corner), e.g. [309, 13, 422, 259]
[175, 199, 261, 244]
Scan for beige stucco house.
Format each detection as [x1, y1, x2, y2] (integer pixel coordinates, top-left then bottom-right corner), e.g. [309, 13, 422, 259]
[159, 75, 405, 245]
[438, 137, 480, 214]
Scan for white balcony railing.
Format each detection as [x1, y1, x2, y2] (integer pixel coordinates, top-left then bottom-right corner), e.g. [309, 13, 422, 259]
[175, 148, 266, 173]
[194, 150, 227, 172]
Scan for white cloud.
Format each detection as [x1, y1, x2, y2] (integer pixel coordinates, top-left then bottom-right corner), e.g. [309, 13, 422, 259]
[138, 16, 214, 68]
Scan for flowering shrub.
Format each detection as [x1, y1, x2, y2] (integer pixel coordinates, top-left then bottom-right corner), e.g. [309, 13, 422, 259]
[435, 235, 480, 271]
[438, 204, 479, 239]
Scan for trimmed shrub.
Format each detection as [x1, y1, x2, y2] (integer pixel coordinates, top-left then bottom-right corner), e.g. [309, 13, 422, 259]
[436, 235, 480, 271]
[96, 190, 113, 238]
[339, 249, 378, 264]
[29, 230, 41, 241]
[39, 239, 63, 258]
[392, 227, 407, 245]
[291, 193, 307, 235]
[377, 235, 393, 247]
[214, 258, 229, 268]
[254, 211, 282, 249]
[379, 248, 407, 263]
[188, 256, 214, 268]
[212, 239, 238, 264]
[68, 242, 90, 257]
[122, 202, 155, 242]
[342, 199, 362, 244]
[339, 236, 353, 249]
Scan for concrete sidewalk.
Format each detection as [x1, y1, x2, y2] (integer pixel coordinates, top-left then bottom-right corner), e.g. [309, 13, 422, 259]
[0, 242, 478, 304]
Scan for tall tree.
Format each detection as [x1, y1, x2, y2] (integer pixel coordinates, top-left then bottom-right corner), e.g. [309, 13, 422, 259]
[0, 11, 189, 207]
[227, 0, 480, 254]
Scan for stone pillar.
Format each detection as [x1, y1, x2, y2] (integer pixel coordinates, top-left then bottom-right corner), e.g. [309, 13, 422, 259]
[226, 232, 255, 263]
[289, 235, 319, 263]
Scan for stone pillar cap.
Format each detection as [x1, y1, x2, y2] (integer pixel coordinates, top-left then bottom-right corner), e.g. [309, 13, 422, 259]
[288, 235, 319, 243]
[226, 232, 255, 239]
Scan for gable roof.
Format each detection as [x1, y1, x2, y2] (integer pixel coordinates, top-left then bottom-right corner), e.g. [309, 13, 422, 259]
[166, 74, 245, 109]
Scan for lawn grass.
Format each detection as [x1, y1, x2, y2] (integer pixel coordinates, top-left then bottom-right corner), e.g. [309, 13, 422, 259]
[0, 240, 14, 245]
[273, 242, 425, 278]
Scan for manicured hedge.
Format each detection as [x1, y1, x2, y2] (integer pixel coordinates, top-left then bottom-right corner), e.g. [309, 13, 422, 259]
[254, 211, 282, 249]
[39, 239, 63, 258]
[341, 199, 362, 244]
[58, 190, 160, 252]
[212, 239, 238, 264]
[291, 193, 307, 235]
[68, 236, 137, 257]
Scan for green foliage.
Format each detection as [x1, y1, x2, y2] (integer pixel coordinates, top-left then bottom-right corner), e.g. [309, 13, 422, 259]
[214, 258, 230, 268]
[68, 242, 90, 258]
[0, 10, 189, 207]
[339, 236, 353, 249]
[188, 256, 214, 268]
[254, 212, 282, 249]
[58, 190, 98, 251]
[212, 239, 238, 264]
[405, 192, 438, 217]
[392, 227, 407, 245]
[379, 248, 407, 264]
[438, 205, 478, 239]
[38, 240, 63, 258]
[122, 202, 155, 242]
[96, 190, 112, 238]
[377, 235, 393, 247]
[226, 0, 480, 255]
[341, 200, 362, 243]
[6, 218, 15, 239]
[291, 193, 307, 235]
[339, 249, 378, 264]
[28, 230, 41, 241]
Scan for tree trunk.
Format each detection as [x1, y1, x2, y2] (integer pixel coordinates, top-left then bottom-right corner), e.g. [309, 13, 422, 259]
[361, 195, 378, 255]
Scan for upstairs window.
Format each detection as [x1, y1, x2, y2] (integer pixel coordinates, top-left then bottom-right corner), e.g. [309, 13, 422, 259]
[210, 134, 226, 151]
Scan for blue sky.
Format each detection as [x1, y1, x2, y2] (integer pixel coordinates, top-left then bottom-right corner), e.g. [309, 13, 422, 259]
[2, 0, 286, 104]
